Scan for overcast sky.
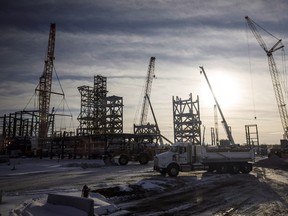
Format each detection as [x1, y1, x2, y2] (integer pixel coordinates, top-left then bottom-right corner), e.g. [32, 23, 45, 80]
[1, 0, 288, 144]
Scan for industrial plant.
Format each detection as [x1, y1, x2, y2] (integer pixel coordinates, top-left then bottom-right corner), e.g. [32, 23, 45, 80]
[1, 16, 288, 162]
[0, 23, 206, 162]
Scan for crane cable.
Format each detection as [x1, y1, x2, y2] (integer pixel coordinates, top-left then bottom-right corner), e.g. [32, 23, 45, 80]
[133, 77, 146, 131]
[245, 21, 257, 120]
[53, 65, 75, 132]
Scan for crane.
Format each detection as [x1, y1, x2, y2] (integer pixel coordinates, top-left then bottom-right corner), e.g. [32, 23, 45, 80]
[214, 104, 219, 145]
[37, 23, 56, 139]
[139, 57, 156, 126]
[245, 16, 288, 139]
[200, 66, 235, 145]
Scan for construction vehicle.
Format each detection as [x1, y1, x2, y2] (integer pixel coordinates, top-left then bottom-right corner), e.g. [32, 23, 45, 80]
[103, 138, 159, 165]
[268, 139, 288, 159]
[154, 67, 254, 177]
[245, 16, 288, 157]
[154, 142, 254, 177]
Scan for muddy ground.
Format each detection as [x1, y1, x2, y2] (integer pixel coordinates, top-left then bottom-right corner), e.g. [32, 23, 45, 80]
[94, 156, 288, 215]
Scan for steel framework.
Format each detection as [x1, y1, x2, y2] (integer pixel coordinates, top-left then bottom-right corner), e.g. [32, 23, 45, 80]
[245, 124, 259, 154]
[173, 94, 201, 144]
[77, 75, 123, 135]
[77, 85, 95, 135]
[106, 95, 123, 133]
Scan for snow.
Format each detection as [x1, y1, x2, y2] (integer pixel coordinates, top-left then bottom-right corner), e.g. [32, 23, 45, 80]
[0, 158, 160, 216]
[1, 156, 288, 215]
[136, 179, 166, 190]
[10, 197, 88, 216]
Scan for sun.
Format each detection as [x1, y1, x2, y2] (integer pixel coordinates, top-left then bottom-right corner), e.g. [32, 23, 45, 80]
[200, 71, 241, 110]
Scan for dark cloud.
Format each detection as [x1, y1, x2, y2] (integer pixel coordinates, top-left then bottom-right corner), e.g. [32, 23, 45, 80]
[1, 0, 288, 144]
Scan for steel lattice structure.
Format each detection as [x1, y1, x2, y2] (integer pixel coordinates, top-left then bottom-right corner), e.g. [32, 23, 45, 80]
[77, 76, 123, 135]
[173, 94, 201, 144]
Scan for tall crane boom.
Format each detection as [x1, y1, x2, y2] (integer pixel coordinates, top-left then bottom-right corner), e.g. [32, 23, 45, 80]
[38, 23, 56, 139]
[200, 66, 235, 145]
[245, 16, 288, 138]
[214, 104, 219, 145]
[139, 57, 156, 125]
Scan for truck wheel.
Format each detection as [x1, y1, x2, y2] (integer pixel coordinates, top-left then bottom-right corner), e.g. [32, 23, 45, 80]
[103, 155, 112, 165]
[167, 164, 179, 177]
[159, 170, 167, 176]
[229, 164, 240, 174]
[216, 164, 228, 174]
[138, 153, 149, 165]
[118, 155, 129, 165]
[207, 164, 215, 172]
[240, 163, 252, 173]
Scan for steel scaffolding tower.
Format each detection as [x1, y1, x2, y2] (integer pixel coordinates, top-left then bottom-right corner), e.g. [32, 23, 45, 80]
[106, 95, 123, 133]
[173, 94, 201, 144]
[77, 75, 123, 135]
[94, 75, 108, 133]
[245, 124, 259, 149]
[77, 85, 95, 135]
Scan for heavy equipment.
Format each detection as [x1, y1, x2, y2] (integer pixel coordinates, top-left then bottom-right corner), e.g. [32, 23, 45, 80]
[133, 57, 162, 143]
[200, 66, 235, 145]
[36, 23, 57, 140]
[139, 57, 156, 126]
[103, 57, 168, 165]
[245, 16, 288, 157]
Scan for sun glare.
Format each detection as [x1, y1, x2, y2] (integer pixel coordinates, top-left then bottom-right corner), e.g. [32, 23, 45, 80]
[200, 71, 241, 110]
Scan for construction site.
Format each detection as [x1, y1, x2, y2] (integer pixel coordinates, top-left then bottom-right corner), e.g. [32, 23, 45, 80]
[1, 15, 288, 163]
[0, 23, 205, 162]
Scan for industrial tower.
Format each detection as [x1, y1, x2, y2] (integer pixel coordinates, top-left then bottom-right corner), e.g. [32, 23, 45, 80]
[77, 75, 123, 135]
[173, 94, 201, 144]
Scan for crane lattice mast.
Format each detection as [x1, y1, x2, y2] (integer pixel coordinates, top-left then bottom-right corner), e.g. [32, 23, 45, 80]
[200, 66, 235, 145]
[245, 16, 288, 138]
[37, 23, 56, 139]
[214, 104, 219, 145]
[139, 57, 156, 125]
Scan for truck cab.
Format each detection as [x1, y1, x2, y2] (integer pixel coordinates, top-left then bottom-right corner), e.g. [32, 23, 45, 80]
[154, 142, 201, 176]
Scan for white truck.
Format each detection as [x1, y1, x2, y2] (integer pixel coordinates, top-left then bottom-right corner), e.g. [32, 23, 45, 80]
[154, 142, 254, 177]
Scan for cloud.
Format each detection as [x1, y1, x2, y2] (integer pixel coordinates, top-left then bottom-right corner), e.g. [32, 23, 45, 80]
[1, 0, 288, 144]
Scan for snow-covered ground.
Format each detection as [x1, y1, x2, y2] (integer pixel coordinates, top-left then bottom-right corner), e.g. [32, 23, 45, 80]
[0, 158, 163, 215]
[1, 156, 288, 215]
